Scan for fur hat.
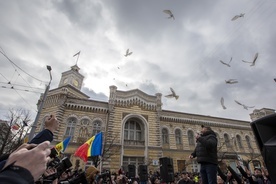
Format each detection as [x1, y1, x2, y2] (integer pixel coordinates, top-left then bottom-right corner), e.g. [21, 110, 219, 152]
[86, 166, 100, 182]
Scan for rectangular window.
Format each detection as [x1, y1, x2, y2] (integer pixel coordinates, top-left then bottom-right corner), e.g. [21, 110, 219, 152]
[123, 156, 145, 171]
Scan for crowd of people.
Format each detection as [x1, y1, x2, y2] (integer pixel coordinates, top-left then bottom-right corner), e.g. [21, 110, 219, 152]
[0, 114, 272, 184]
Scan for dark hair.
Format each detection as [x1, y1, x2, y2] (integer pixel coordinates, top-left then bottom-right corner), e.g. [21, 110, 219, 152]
[203, 126, 212, 131]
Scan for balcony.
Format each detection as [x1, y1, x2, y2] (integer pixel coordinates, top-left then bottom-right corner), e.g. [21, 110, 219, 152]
[176, 144, 183, 150]
[77, 137, 88, 144]
[124, 139, 145, 146]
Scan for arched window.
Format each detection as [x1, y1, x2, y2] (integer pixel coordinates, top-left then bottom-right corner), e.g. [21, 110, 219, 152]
[80, 118, 90, 126]
[65, 117, 77, 136]
[224, 134, 231, 148]
[175, 129, 182, 145]
[187, 130, 195, 145]
[92, 120, 102, 135]
[245, 135, 252, 149]
[162, 128, 169, 144]
[236, 135, 243, 149]
[124, 119, 142, 141]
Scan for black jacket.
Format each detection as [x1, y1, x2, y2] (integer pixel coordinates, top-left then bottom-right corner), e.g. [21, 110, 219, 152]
[191, 130, 218, 165]
[29, 129, 53, 144]
[0, 164, 34, 184]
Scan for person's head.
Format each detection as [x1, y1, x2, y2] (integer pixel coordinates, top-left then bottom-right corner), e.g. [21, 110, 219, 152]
[254, 168, 262, 176]
[226, 170, 232, 178]
[151, 176, 160, 184]
[231, 178, 238, 184]
[201, 125, 212, 134]
[181, 171, 189, 179]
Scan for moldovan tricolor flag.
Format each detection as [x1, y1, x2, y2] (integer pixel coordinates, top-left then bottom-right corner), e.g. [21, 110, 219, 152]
[74, 132, 103, 162]
[55, 136, 71, 154]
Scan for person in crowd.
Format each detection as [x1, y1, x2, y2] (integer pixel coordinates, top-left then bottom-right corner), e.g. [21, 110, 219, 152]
[236, 160, 271, 184]
[174, 172, 181, 183]
[86, 165, 100, 184]
[29, 114, 59, 144]
[111, 172, 118, 184]
[189, 125, 218, 184]
[177, 171, 195, 184]
[218, 161, 243, 184]
[217, 176, 225, 184]
[0, 141, 51, 184]
[150, 176, 160, 184]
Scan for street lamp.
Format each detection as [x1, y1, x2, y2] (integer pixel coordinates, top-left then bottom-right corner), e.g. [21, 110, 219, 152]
[28, 65, 52, 140]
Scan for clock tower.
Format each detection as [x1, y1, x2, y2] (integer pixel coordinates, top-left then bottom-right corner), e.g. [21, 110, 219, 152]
[58, 64, 84, 90]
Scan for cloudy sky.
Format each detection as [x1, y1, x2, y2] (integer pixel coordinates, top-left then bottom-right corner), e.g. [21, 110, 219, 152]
[0, 0, 276, 122]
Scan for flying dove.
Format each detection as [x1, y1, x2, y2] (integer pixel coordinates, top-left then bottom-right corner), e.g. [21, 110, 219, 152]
[165, 87, 179, 100]
[163, 10, 175, 20]
[274, 78, 276, 82]
[220, 97, 227, 109]
[124, 49, 133, 57]
[219, 57, 232, 67]
[225, 79, 238, 84]
[231, 13, 245, 21]
[242, 53, 259, 66]
[234, 100, 255, 110]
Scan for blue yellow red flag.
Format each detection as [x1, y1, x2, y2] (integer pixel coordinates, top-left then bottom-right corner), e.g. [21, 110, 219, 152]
[55, 136, 71, 154]
[74, 132, 103, 162]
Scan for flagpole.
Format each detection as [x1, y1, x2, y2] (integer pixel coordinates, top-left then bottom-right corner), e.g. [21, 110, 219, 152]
[100, 155, 102, 174]
[73, 51, 81, 65]
[76, 53, 80, 65]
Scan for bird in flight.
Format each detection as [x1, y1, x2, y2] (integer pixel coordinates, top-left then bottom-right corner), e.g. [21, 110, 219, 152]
[165, 87, 179, 100]
[235, 100, 255, 110]
[124, 49, 133, 57]
[163, 10, 175, 20]
[225, 79, 238, 84]
[220, 97, 227, 109]
[219, 57, 232, 67]
[231, 13, 245, 21]
[242, 53, 259, 66]
[274, 78, 276, 82]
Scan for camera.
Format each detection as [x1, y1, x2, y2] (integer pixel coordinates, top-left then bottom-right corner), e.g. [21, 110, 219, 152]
[60, 171, 88, 184]
[41, 157, 72, 183]
[49, 147, 59, 158]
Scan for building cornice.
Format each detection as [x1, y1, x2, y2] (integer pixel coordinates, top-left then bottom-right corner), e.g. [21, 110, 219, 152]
[160, 113, 251, 130]
[65, 97, 108, 113]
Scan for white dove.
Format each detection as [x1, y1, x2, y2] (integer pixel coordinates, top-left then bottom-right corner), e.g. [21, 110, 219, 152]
[234, 100, 255, 110]
[163, 10, 175, 20]
[165, 87, 179, 100]
[231, 13, 245, 21]
[220, 97, 227, 109]
[225, 79, 238, 84]
[219, 57, 232, 67]
[124, 49, 133, 57]
[242, 53, 259, 66]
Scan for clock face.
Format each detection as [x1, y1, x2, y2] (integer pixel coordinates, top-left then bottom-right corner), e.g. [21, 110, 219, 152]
[73, 79, 79, 87]
[63, 78, 68, 84]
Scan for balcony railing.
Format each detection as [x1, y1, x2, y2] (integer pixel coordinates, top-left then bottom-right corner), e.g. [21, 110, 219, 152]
[124, 139, 145, 146]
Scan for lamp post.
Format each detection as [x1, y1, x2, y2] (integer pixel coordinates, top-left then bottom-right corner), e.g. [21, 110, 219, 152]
[28, 65, 52, 140]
